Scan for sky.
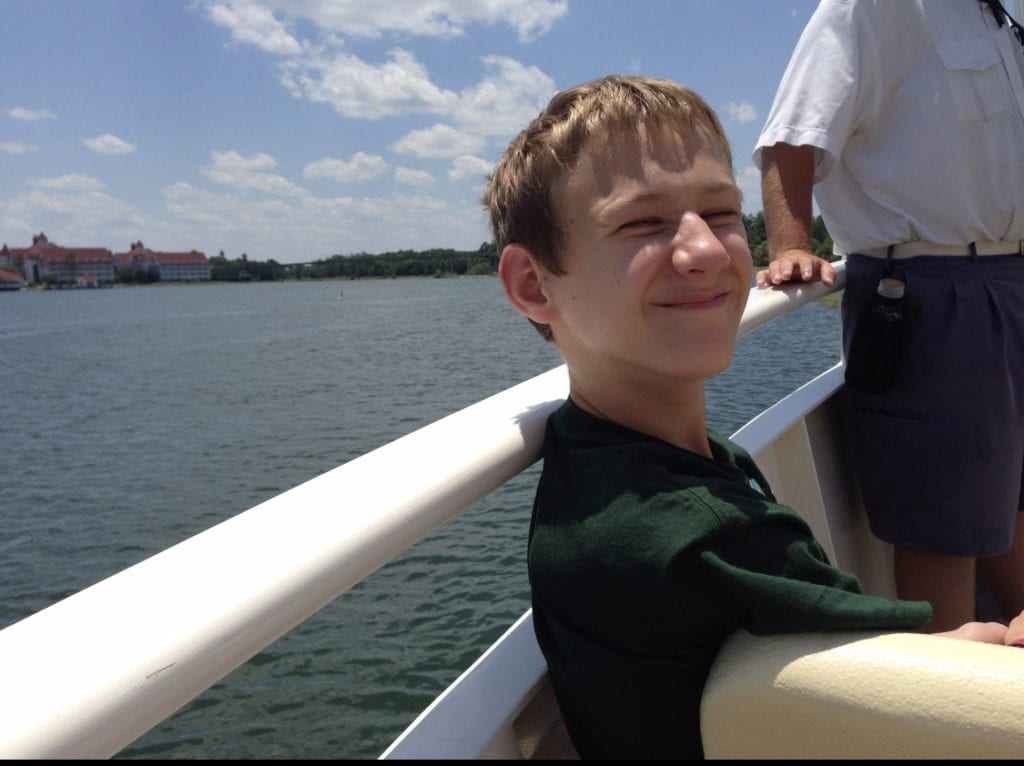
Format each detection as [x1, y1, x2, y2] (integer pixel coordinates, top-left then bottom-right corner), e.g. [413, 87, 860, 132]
[0, 0, 822, 265]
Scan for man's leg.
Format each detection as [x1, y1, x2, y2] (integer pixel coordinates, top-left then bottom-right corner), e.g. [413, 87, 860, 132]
[893, 545, 976, 633]
[978, 514, 1024, 622]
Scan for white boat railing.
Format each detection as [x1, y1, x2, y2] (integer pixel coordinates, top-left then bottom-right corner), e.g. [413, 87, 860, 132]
[0, 263, 846, 759]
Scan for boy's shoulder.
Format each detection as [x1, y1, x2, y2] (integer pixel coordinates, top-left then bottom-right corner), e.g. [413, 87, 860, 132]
[546, 399, 767, 488]
[539, 398, 777, 525]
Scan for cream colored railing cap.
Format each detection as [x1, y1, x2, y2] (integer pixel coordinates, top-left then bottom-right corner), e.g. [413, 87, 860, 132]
[702, 629, 1024, 759]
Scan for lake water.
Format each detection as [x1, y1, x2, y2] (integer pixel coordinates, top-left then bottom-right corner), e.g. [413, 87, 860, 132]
[0, 278, 841, 758]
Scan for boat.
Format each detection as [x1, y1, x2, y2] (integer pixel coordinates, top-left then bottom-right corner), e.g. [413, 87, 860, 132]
[3, 259, 1024, 759]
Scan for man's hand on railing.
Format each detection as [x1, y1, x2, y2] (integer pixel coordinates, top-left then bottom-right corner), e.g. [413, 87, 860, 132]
[756, 249, 837, 289]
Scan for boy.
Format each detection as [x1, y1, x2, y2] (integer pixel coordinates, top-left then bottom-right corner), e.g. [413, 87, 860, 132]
[485, 75, 1012, 759]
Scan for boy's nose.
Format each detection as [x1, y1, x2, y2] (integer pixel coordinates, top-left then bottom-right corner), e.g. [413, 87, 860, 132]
[670, 213, 730, 273]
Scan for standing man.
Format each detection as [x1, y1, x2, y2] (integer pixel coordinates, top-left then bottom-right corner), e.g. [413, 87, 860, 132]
[754, 0, 1024, 632]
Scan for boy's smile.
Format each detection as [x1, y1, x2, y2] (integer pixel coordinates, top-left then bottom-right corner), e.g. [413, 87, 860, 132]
[542, 125, 752, 406]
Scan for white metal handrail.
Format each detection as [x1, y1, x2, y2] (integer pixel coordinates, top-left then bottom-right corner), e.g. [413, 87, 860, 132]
[0, 263, 845, 758]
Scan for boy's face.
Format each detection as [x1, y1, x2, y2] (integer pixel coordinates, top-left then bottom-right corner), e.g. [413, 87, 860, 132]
[543, 125, 752, 386]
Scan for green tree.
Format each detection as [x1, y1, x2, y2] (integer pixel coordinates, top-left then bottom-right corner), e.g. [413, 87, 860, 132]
[742, 212, 766, 250]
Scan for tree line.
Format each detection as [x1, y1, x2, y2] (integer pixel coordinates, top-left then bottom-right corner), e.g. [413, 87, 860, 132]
[208, 215, 835, 282]
[209, 243, 499, 282]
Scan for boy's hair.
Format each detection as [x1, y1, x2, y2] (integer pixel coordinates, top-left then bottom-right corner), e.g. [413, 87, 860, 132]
[484, 75, 734, 340]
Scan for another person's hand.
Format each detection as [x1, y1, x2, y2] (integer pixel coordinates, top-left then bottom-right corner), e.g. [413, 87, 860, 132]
[934, 620, 1008, 644]
[932, 610, 1024, 646]
[1003, 610, 1024, 646]
[756, 249, 837, 288]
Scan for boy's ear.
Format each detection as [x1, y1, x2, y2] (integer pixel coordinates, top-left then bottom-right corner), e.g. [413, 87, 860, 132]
[498, 243, 560, 326]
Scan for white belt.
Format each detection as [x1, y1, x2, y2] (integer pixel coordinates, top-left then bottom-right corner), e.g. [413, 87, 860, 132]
[858, 240, 1024, 259]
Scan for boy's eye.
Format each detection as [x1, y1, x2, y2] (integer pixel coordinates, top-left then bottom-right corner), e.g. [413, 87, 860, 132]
[702, 209, 741, 226]
[618, 218, 662, 231]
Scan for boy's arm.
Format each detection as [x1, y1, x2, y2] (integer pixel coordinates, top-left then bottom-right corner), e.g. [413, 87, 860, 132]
[680, 511, 931, 636]
[758, 142, 836, 288]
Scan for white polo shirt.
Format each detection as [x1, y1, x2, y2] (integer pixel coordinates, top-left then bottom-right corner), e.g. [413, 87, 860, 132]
[753, 0, 1024, 255]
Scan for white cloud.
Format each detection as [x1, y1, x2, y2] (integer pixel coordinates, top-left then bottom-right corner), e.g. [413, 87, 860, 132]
[202, 150, 306, 196]
[83, 134, 137, 154]
[204, 0, 303, 55]
[210, 2, 558, 138]
[303, 152, 389, 182]
[394, 167, 435, 188]
[391, 124, 484, 159]
[725, 100, 758, 125]
[0, 141, 36, 154]
[7, 107, 57, 121]
[281, 49, 554, 155]
[30, 174, 107, 192]
[3, 173, 490, 263]
[203, 0, 567, 44]
[447, 155, 492, 183]
[281, 48, 456, 120]
[499, 0, 569, 42]
[451, 56, 555, 138]
[2, 175, 146, 246]
[161, 181, 488, 259]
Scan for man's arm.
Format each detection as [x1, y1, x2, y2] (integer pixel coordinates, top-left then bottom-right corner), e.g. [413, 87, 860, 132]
[757, 143, 836, 288]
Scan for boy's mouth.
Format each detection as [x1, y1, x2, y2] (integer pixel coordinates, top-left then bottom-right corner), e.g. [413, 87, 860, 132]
[655, 291, 729, 309]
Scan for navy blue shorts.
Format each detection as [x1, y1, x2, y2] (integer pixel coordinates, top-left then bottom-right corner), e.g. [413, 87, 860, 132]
[842, 253, 1024, 557]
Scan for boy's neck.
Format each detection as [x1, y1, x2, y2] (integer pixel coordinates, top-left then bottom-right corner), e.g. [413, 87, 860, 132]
[569, 376, 712, 458]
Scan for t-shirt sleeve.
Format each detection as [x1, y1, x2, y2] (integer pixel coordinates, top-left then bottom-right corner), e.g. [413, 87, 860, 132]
[671, 503, 931, 636]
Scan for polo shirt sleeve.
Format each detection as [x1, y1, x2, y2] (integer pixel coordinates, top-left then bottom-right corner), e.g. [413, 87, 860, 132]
[671, 500, 931, 636]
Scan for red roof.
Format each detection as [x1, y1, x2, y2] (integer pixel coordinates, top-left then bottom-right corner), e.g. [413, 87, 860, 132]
[12, 236, 205, 265]
[8, 233, 113, 263]
[31, 247, 114, 264]
[0, 268, 24, 282]
[153, 251, 208, 265]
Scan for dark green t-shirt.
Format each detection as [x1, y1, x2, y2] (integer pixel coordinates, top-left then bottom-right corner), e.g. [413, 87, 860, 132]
[528, 398, 931, 759]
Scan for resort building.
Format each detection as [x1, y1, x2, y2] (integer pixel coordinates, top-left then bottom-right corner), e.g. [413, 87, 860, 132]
[115, 241, 212, 282]
[0, 233, 212, 285]
[4, 233, 115, 285]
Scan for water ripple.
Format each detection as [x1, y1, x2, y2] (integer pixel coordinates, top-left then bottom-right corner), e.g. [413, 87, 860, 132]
[1, 279, 839, 759]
